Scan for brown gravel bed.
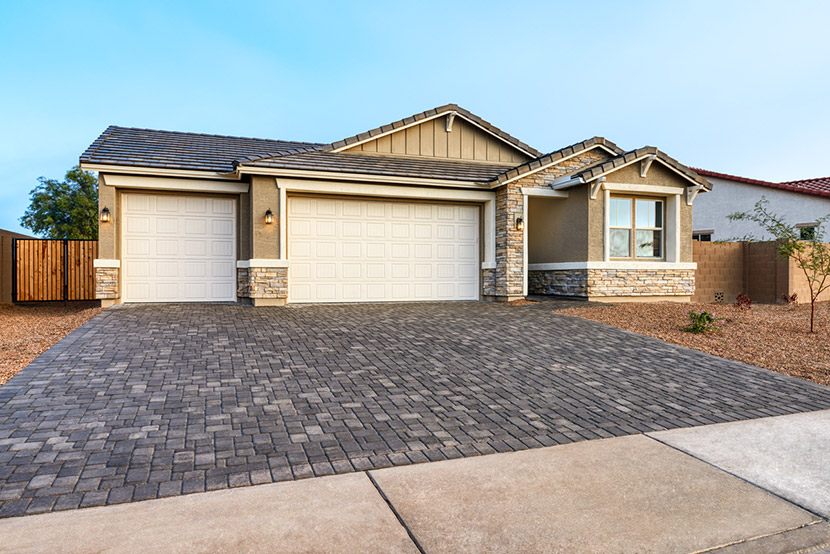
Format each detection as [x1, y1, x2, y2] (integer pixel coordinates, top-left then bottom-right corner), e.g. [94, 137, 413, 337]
[0, 303, 103, 385]
[558, 301, 830, 386]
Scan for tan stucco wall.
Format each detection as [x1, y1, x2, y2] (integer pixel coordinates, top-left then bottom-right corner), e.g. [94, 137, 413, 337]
[587, 187, 605, 261]
[528, 190, 589, 263]
[248, 176, 279, 259]
[97, 174, 118, 259]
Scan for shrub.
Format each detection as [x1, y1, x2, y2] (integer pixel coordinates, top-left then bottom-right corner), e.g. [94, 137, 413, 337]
[684, 310, 719, 334]
[735, 293, 752, 310]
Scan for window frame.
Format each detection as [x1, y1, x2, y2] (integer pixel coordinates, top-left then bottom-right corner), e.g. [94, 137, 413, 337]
[608, 194, 666, 260]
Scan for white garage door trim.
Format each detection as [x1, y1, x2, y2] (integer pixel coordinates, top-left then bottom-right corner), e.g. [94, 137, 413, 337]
[121, 193, 237, 303]
[288, 196, 480, 303]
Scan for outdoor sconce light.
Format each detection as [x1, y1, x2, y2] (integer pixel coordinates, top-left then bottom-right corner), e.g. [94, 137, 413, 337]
[100, 207, 111, 223]
[264, 209, 274, 225]
[515, 217, 524, 231]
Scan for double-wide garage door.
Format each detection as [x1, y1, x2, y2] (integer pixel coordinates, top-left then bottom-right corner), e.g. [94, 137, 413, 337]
[122, 193, 236, 302]
[288, 197, 480, 303]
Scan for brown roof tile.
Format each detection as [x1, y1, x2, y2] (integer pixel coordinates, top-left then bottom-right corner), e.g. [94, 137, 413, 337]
[241, 151, 514, 183]
[488, 137, 624, 185]
[80, 126, 323, 173]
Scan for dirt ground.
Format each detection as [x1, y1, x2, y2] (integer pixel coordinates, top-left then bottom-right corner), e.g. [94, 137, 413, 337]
[0, 303, 103, 385]
[558, 301, 830, 386]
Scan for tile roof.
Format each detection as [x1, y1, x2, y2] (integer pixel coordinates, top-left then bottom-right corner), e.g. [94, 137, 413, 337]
[321, 104, 543, 158]
[241, 151, 515, 183]
[80, 126, 323, 173]
[693, 168, 830, 199]
[488, 137, 624, 185]
[569, 146, 712, 189]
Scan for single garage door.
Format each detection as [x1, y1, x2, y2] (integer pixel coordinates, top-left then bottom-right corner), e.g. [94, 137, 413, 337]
[121, 193, 236, 302]
[288, 196, 479, 303]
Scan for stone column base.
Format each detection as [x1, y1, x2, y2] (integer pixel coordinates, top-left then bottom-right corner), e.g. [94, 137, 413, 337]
[94, 266, 119, 300]
[237, 265, 288, 305]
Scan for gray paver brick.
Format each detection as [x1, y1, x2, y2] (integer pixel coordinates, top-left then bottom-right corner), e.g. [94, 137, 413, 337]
[0, 302, 828, 518]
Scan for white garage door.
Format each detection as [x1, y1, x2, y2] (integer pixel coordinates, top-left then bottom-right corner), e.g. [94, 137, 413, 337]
[121, 193, 236, 302]
[288, 196, 479, 303]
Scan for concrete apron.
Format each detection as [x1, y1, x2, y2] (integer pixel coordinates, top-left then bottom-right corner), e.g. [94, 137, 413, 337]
[650, 408, 830, 519]
[0, 422, 828, 553]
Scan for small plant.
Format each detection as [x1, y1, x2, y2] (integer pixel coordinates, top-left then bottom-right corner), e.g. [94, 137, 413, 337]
[685, 310, 718, 334]
[735, 293, 752, 310]
[781, 292, 798, 305]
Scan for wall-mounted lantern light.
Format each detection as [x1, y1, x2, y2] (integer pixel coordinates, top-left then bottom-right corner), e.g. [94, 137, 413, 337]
[515, 217, 524, 231]
[100, 207, 111, 223]
[264, 209, 274, 225]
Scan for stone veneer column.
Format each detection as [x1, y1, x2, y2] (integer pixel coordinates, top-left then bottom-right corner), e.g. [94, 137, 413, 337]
[489, 184, 525, 301]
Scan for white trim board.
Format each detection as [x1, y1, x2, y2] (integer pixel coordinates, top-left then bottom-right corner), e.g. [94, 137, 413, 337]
[103, 174, 249, 194]
[520, 187, 569, 198]
[604, 183, 683, 195]
[93, 259, 120, 268]
[236, 259, 289, 269]
[81, 163, 238, 181]
[528, 262, 697, 271]
[239, 166, 488, 189]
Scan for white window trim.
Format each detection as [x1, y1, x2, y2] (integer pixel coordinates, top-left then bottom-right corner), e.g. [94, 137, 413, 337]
[274, 177, 497, 268]
[604, 189, 681, 263]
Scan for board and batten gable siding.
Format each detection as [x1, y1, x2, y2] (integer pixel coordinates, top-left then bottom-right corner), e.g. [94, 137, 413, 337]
[692, 176, 830, 241]
[343, 117, 531, 164]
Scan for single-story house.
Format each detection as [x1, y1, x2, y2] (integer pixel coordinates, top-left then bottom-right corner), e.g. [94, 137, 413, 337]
[80, 104, 712, 306]
[1, 228, 34, 304]
[692, 169, 830, 241]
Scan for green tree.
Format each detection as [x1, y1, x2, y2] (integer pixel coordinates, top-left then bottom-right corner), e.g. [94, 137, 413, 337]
[20, 166, 98, 239]
[729, 197, 830, 332]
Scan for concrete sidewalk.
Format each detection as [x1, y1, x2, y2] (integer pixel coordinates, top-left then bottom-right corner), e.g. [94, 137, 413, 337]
[1, 410, 829, 554]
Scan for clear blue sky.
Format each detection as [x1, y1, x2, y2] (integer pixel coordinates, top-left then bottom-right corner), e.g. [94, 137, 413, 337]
[2, 0, 829, 235]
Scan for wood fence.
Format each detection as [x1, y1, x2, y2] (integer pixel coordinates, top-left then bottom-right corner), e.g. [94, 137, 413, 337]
[13, 239, 98, 302]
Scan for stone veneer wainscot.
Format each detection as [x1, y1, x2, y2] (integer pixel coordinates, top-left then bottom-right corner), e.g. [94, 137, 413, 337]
[529, 268, 694, 298]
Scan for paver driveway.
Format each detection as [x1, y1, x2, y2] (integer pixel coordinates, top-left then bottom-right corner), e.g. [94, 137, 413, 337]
[1, 302, 829, 518]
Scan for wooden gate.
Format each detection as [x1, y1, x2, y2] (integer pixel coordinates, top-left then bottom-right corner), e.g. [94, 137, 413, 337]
[13, 239, 98, 302]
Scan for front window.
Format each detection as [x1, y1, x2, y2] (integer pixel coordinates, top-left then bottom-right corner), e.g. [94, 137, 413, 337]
[798, 225, 816, 241]
[609, 196, 664, 259]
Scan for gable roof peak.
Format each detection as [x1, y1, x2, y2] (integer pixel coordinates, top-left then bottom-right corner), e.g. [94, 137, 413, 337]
[488, 136, 624, 186]
[324, 104, 542, 158]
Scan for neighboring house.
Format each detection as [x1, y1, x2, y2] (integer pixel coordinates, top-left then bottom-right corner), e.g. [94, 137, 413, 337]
[692, 169, 830, 241]
[79, 104, 712, 306]
[0, 228, 34, 304]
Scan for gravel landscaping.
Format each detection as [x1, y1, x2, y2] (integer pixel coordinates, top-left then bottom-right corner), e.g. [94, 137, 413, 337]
[558, 301, 830, 386]
[0, 303, 103, 385]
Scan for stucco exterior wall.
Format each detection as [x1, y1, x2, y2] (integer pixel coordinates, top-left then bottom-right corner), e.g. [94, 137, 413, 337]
[97, 175, 117, 260]
[692, 177, 830, 241]
[248, 176, 279, 259]
[527, 191, 588, 263]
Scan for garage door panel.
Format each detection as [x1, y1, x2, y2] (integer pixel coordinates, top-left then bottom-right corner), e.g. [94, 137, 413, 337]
[288, 197, 479, 303]
[122, 194, 236, 302]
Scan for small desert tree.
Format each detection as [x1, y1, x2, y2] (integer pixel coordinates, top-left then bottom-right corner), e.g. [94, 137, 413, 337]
[729, 198, 830, 332]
